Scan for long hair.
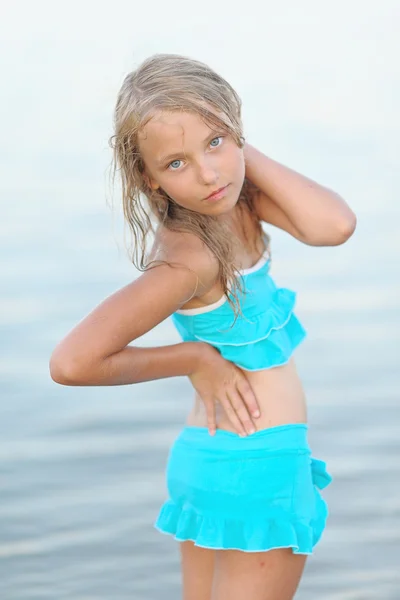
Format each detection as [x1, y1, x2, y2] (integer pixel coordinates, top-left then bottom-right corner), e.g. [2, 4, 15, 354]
[109, 53, 263, 317]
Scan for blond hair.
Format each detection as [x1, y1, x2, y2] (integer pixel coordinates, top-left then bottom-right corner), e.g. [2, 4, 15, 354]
[109, 53, 263, 317]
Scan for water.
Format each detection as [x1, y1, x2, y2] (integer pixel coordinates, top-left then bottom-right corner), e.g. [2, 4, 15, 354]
[1, 1, 399, 598]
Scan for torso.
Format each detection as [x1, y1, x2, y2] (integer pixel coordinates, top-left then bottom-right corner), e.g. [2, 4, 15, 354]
[150, 205, 308, 433]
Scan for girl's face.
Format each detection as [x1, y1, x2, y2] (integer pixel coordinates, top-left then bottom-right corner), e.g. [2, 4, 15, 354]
[138, 110, 245, 216]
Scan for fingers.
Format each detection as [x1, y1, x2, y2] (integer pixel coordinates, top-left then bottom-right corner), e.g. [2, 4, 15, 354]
[237, 377, 261, 419]
[201, 373, 261, 438]
[204, 397, 217, 436]
[219, 394, 248, 436]
[226, 389, 256, 436]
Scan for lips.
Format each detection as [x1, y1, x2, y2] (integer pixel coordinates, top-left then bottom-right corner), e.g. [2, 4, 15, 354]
[205, 185, 228, 200]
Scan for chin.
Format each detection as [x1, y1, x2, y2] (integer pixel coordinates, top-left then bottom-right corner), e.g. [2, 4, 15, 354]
[220, 189, 241, 213]
[206, 202, 238, 218]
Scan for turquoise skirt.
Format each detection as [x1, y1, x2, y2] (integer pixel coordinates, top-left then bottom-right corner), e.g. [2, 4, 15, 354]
[154, 423, 332, 554]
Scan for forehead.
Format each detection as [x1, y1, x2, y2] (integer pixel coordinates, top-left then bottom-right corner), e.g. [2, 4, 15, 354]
[139, 111, 215, 150]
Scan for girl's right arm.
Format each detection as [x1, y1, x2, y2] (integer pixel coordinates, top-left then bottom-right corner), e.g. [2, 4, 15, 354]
[50, 263, 207, 387]
[49, 242, 260, 436]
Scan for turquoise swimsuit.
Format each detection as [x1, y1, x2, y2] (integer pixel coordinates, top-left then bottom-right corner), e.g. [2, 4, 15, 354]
[154, 234, 332, 554]
[171, 235, 307, 370]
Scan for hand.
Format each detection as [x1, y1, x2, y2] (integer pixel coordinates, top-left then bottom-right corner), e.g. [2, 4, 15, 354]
[188, 343, 261, 437]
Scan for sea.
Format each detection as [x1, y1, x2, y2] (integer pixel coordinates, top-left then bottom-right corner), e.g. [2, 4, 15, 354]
[1, 2, 399, 598]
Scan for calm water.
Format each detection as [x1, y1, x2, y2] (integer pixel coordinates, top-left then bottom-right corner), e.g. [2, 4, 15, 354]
[1, 3, 400, 598]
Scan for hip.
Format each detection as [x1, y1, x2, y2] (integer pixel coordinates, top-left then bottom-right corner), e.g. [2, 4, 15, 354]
[155, 422, 333, 553]
[165, 424, 331, 501]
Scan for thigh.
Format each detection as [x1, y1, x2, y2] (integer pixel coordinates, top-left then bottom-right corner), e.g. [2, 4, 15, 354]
[180, 541, 216, 600]
[212, 548, 307, 600]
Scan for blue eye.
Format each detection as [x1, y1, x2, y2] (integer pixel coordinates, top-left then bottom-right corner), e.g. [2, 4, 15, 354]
[210, 136, 223, 148]
[169, 159, 182, 170]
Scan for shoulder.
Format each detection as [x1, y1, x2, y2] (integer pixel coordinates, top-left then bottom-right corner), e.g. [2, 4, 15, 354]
[147, 227, 220, 296]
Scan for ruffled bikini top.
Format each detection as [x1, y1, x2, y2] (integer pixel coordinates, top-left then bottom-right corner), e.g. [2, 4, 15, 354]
[171, 234, 306, 371]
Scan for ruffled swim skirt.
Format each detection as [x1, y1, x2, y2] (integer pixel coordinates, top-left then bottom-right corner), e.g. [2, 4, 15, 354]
[154, 423, 332, 554]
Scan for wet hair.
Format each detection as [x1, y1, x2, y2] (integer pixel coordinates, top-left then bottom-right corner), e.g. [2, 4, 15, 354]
[109, 53, 263, 317]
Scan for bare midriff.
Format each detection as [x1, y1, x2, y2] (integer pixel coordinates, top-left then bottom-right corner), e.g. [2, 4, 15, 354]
[185, 357, 308, 432]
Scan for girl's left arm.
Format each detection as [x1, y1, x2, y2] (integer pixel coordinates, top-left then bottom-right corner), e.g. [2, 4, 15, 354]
[244, 143, 357, 246]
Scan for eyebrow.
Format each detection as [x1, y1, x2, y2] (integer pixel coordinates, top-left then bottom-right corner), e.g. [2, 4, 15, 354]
[156, 130, 221, 166]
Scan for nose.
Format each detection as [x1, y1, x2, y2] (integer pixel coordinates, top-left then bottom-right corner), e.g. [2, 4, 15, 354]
[197, 157, 218, 185]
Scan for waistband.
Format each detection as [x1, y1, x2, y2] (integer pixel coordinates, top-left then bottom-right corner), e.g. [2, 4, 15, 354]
[175, 423, 310, 453]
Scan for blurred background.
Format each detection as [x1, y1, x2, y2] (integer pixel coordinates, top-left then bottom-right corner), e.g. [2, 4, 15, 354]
[1, 1, 399, 598]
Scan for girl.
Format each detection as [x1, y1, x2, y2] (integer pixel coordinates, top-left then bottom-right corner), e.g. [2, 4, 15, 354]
[50, 54, 356, 600]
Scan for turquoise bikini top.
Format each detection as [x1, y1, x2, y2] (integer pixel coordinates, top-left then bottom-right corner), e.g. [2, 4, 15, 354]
[171, 235, 306, 371]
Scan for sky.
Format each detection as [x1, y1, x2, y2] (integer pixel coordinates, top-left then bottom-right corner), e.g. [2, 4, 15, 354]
[2, 0, 398, 139]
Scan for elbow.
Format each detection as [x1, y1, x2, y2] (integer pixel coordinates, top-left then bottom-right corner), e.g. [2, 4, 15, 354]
[331, 210, 357, 245]
[327, 194, 357, 245]
[305, 209, 357, 247]
[49, 351, 87, 386]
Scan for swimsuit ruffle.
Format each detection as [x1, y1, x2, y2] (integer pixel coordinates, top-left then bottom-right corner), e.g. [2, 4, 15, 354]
[192, 288, 307, 371]
[154, 457, 332, 554]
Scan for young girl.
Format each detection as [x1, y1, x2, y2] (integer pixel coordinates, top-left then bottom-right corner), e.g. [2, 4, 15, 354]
[50, 54, 356, 600]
